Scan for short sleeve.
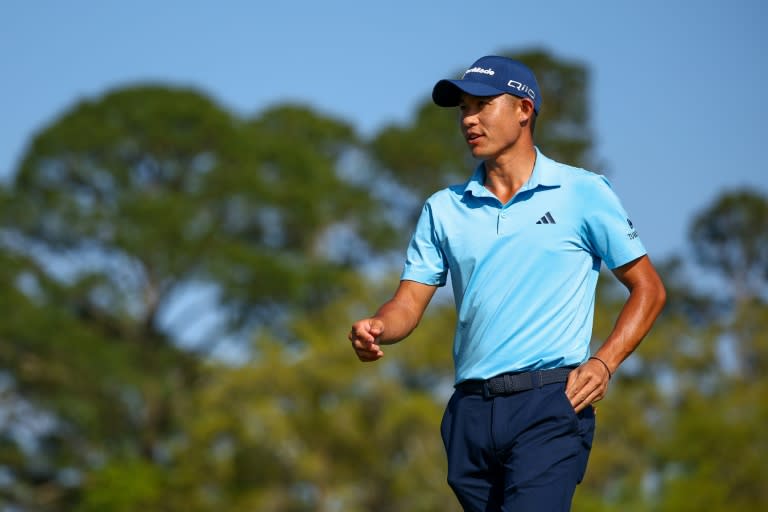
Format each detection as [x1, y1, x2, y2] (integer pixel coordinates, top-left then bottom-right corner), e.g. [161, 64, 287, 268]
[582, 175, 647, 269]
[400, 201, 449, 286]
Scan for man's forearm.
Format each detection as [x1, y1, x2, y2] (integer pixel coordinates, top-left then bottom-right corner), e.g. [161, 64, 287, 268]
[369, 280, 438, 345]
[349, 281, 437, 363]
[596, 279, 666, 373]
[372, 298, 424, 345]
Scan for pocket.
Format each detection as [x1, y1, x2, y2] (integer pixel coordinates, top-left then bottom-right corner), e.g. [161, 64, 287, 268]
[440, 392, 457, 450]
[575, 405, 596, 483]
[551, 386, 580, 433]
[576, 405, 596, 446]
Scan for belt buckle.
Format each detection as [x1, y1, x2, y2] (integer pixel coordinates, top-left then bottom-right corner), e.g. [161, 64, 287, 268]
[482, 379, 492, 399]
[483, 376, 506, 398]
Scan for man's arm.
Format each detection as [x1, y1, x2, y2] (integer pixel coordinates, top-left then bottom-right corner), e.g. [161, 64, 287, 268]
[349, 280, 438, 362]
[566, 255, 667, 411]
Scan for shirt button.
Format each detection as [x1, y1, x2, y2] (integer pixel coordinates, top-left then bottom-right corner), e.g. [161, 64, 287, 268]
[500, 212, 507, 218]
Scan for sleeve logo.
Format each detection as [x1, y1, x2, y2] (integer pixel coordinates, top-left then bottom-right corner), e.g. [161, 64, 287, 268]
[627, 218, 639, 240]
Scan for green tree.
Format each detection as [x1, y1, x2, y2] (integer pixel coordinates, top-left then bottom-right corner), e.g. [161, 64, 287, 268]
[690, 189, 768, 302]
[573, 192, 768, 511]
[167, 284, 459, 512]
[652, 190, 768, 510]
[0, 86, 392, 509]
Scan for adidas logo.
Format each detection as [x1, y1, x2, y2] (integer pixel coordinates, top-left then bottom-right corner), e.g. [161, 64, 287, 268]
[536, 212, 556, 224]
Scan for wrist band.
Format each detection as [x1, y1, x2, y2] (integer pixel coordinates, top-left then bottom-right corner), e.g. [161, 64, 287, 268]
[589, 356, 612, 380]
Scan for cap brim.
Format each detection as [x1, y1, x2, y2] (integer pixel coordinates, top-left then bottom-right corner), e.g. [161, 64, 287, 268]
[432, 79, 506, 107]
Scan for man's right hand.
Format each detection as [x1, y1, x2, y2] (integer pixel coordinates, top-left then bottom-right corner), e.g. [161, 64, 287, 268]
[349, 319, 385, 362]
[347, 280, 438, 363]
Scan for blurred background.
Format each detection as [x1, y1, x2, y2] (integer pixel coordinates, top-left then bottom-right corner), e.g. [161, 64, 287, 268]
[0, 1, 766, 510]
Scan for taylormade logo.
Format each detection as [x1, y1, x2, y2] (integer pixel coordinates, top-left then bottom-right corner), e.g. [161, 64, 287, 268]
[463, 67, 495, 78]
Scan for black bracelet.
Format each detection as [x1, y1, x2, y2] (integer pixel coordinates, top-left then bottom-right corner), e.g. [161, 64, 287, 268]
[589, 356, 612, 380]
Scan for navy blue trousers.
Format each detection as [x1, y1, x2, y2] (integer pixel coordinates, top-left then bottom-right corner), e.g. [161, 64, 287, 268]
[441, 382, 595, 512]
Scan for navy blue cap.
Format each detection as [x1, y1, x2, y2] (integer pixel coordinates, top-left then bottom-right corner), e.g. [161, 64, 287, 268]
[432, 56, 542, 113]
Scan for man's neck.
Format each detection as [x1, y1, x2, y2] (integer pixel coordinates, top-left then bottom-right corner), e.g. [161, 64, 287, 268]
[483, 143, 537, 204]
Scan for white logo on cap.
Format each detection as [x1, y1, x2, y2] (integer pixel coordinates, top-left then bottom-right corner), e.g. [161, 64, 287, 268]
[508, 80, 536, 100]
[463, 67, 495, 78]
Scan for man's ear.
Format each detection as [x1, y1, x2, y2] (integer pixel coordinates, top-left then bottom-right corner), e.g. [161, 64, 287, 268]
[518, 97, 535, 126]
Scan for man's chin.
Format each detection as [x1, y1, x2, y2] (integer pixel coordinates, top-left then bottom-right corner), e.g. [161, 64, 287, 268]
[466, 144, 484, 157]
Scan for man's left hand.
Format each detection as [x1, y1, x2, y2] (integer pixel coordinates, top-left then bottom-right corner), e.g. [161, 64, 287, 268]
[565, 358, 611, 413]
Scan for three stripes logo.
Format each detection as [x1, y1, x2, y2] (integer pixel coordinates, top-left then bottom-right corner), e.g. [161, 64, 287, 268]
[536, 212, 556, 224]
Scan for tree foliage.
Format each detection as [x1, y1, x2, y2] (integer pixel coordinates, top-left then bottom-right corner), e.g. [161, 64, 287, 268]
[690, 189, 768, 302]
[0, 50, 765, 511]
[0, 85, 393, 508]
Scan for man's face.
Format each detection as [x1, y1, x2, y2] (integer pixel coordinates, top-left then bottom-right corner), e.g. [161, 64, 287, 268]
[458, 93, 528, 160]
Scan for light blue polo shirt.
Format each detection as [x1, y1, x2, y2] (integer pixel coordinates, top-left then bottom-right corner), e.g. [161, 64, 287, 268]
[400, 148, 646, 383]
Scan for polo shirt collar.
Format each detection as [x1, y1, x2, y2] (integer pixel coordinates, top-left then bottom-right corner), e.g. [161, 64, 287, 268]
[463, 147, 562, 199]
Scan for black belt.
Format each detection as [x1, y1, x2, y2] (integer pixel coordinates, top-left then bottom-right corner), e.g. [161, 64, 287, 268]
[456, 367, 574, 398]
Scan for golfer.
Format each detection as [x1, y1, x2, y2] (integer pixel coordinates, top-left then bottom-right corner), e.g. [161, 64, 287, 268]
[348, 55, 666, 511]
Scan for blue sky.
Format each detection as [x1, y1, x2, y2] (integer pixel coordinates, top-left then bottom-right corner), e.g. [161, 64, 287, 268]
[1, 0, 766, 261]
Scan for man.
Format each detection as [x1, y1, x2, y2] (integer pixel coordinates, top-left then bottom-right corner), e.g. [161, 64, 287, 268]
[348, 55, 666, 511]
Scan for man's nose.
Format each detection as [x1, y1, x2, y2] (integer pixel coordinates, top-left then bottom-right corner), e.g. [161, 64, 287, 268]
[461, 112, 478, 128]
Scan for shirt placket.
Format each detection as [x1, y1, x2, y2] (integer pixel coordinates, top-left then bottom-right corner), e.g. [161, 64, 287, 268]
[497, 205, 511, 236]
